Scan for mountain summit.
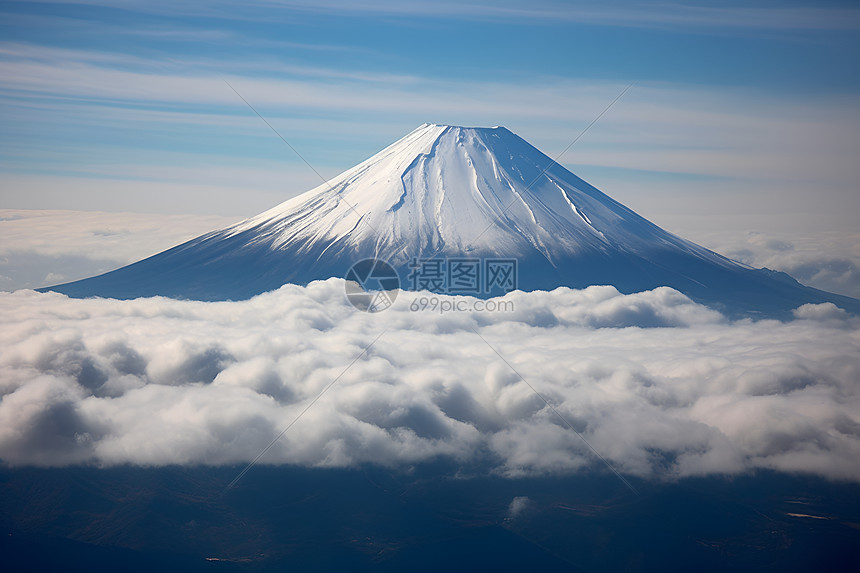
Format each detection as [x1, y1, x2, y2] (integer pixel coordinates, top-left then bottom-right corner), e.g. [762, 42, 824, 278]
[44, 124, 859, 317]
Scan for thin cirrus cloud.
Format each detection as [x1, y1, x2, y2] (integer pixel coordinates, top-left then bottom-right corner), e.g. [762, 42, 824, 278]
[1, 279, 858, 482]
[3, 41, 858, 185]
[2, 17, 859, 231]
[28, 1, 860, 31]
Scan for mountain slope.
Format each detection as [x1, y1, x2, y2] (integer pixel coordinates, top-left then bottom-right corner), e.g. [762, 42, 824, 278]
[43, 124, 860, 318]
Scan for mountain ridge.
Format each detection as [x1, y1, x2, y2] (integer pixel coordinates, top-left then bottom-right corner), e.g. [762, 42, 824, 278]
[42, 123, 860, 318]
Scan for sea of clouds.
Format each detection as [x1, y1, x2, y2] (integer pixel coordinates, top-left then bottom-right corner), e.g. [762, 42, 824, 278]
[2, 279, 858, 483]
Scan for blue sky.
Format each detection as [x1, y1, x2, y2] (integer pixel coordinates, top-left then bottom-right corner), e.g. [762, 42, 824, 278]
[1, 0, 859, 235]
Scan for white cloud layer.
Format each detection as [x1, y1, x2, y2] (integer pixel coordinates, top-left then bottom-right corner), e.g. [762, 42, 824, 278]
[0, 209, 237, 290]
[686, 229, 860, 299]
[1, 280, 858, 484]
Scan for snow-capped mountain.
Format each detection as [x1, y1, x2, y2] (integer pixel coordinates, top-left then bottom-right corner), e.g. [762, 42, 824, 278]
[44, 124, 859, 317]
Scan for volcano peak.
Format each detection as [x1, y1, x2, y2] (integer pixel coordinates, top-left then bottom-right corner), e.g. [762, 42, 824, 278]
[42, 125, 860, 318]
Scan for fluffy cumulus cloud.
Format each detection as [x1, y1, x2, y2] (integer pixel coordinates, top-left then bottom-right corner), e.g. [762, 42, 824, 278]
[0, 280, 859, 484]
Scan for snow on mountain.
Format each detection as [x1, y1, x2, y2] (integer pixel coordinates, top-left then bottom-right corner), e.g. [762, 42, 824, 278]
[228, 124, 720, 264]
[42, 124, 860, 318]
